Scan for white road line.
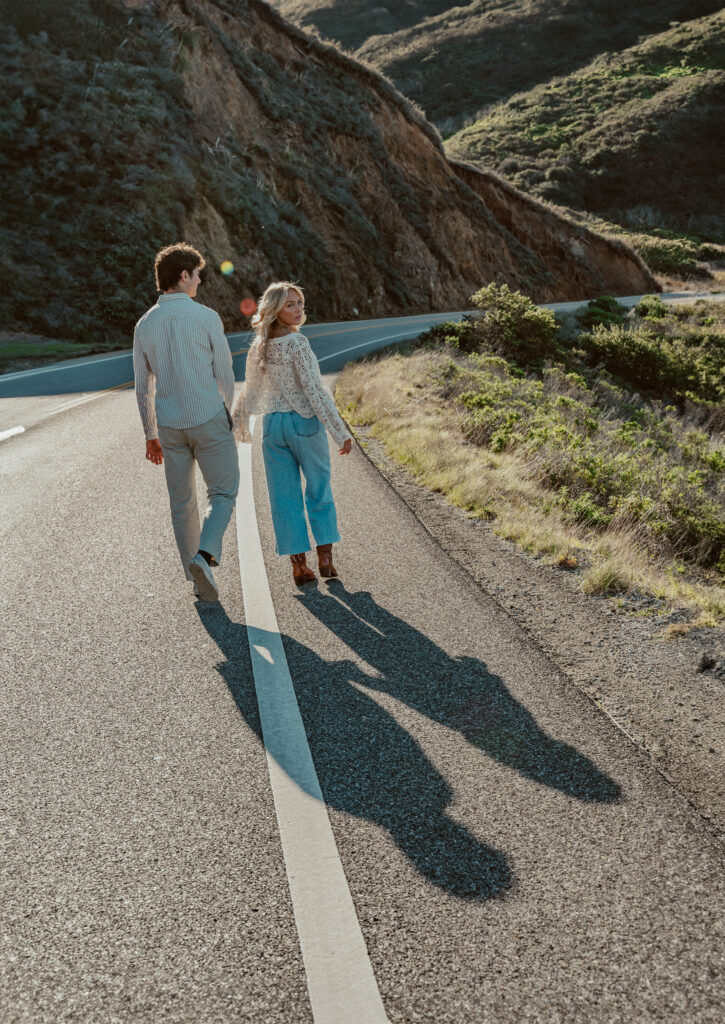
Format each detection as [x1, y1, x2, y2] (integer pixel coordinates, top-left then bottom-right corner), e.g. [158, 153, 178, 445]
[235, 421, 389, 1024]
[0, 384, 134, 441]
[35, 387, 129, 421]
[0, 425, 25, 442]
[318, 330, 425, 364]
[49, 392, 112, 415]
[0, 350, 132, 382]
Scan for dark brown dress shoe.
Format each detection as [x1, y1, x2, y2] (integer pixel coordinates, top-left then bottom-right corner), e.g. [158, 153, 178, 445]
[290, 552, 316, 586]
[316, 543, 338, 579]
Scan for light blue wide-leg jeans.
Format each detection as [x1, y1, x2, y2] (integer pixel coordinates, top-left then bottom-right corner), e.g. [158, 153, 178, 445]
[262, 411, 341, 556]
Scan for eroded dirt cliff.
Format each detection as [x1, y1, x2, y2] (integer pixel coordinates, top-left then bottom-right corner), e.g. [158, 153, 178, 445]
[171, 0, 657, 323]
[1, 0, 656, 350]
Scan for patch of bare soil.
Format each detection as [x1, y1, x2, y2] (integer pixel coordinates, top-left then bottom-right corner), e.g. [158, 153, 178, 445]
[354, 426, 725, 837]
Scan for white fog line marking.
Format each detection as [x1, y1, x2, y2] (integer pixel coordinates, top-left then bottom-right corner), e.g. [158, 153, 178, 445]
[0, 350, 132, 382]
[0, 425, 25, 442]
[50, 393, 108, 415]
[44, 381, 133, 418]
[318, 330, 425, 364]
[235, 421, 389, 1024]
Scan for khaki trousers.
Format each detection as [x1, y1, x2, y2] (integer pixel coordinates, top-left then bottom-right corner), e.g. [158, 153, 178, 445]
[158, 408, 240, 580]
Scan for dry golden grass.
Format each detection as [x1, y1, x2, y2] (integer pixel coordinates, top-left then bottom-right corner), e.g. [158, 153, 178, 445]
[337, 347, 725, 625]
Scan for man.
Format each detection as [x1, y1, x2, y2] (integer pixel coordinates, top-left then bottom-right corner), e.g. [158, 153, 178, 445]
[133, 243, 239, 602]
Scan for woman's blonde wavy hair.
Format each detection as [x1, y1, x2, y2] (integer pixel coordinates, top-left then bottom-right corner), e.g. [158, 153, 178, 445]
[249, 281, 306, 370]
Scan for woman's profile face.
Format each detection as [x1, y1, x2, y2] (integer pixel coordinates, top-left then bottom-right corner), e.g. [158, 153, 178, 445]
[276, 289, 304, 329]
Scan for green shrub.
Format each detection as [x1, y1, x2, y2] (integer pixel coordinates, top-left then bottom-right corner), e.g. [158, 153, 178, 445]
[576, 295, 627, 329]
[424, 288, 724, 406]
[634, 236, 713, 279]
[421, 317, 478, 351]
[575, 317, 725, 405]
[635, 294, 667, 320]
[579, 323, 684, 395]
[437, 352, 724, 568]
[467, 282, 560, 361]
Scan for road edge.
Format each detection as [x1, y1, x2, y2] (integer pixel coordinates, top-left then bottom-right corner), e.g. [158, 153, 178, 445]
[346, 422, 725, 842]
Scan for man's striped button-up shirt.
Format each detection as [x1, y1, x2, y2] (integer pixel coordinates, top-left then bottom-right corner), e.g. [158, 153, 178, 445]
[133, 292, 236, 440]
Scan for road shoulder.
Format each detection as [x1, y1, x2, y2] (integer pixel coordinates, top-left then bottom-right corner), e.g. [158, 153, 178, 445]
[351, 424, 725, 836]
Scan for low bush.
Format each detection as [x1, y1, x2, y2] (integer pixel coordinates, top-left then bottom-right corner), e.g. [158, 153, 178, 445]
[575, 295, 627, 330]
[425, 293, 725, 406]
[633, 234, 715, 278]
[577, 323, 692, 398]
[440, 354, 724, 568]
[432, 282, 560, 363]
[418, 290, 725, 569]
[635, 294, 667, 320]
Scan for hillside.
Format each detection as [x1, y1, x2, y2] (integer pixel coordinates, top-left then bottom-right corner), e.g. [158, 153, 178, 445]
[446, 13, 725, 241]
[274, 1, 454, 51]
[0, 0, 654, 361]
[272, 0, 723, 131]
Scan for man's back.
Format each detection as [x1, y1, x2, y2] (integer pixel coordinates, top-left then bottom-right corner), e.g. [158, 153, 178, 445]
[134, 292, 235, 439]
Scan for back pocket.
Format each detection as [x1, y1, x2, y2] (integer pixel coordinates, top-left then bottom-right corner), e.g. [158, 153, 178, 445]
[291, 412, 320, 437]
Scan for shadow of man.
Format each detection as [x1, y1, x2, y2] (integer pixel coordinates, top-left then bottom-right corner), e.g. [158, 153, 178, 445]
[196, 599, 512, 902]
[298, 582, 621, 805]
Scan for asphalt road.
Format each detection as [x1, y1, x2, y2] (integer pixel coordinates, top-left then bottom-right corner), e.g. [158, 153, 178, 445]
[2, 301, 724, 1023]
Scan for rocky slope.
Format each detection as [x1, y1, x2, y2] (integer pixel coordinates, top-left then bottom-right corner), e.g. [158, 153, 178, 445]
[0, 0, 654, 354]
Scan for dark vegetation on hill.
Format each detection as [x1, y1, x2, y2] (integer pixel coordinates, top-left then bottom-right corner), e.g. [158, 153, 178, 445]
[275, 0, 455, 51]
[273, 0, 723, 131]
[273, 1, 725, 275]
[446, 13, 725, 243]
[0, 0, 653, 364]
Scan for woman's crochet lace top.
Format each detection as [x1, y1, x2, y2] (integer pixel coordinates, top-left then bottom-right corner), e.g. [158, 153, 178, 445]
[232, 332, 351, 447]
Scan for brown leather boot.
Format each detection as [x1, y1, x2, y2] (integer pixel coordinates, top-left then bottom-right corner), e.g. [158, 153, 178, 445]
[316, 543, 338, 579]
[290, 552, 316, 586]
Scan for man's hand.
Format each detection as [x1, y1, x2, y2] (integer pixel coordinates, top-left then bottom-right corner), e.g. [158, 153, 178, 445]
[146, 439, 163, 465]
[339, 438, 352, 456]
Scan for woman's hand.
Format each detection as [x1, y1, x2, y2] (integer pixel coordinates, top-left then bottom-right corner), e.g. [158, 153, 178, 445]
[339, 438, 352, 456]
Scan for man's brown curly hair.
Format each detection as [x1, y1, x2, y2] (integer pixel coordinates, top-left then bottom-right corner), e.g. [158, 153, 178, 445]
[154, 243, 206, 292]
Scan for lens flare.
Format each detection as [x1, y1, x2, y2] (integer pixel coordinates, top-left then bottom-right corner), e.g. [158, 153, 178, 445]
[240, 298, 257, 316]
[220, 260, 234, 276]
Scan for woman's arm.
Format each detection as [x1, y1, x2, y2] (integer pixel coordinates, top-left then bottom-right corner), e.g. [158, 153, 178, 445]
[231, 381, 252, 443]
[291, 336, 352, 449]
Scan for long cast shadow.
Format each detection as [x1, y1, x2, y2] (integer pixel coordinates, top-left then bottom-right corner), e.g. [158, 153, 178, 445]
[300, 583, 621, 804]
[196, 601, 512, 901]
[197, 586, 620, 901]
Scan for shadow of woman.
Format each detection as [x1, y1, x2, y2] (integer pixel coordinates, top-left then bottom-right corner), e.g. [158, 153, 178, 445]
[297, 582, 621, 805]
[196, 600, 512, 902]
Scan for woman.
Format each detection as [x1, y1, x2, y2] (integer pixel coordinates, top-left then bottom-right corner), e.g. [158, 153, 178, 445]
[232, 282, 353, 585]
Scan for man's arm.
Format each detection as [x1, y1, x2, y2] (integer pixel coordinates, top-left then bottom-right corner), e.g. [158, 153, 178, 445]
[133, 326, 159, 446]
[209, 312, 235, 413]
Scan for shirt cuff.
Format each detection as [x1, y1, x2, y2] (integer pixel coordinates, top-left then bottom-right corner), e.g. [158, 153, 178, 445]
[331, 425, 352, 448]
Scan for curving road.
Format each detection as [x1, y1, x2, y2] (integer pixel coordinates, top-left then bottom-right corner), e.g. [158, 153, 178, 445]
[0, 290, 713, 437]
[2, 296, 724, 1023]
[0, 311, 471, 439]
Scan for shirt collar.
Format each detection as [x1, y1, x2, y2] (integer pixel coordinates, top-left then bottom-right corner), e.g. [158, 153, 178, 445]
[158, 292, 193, 303]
